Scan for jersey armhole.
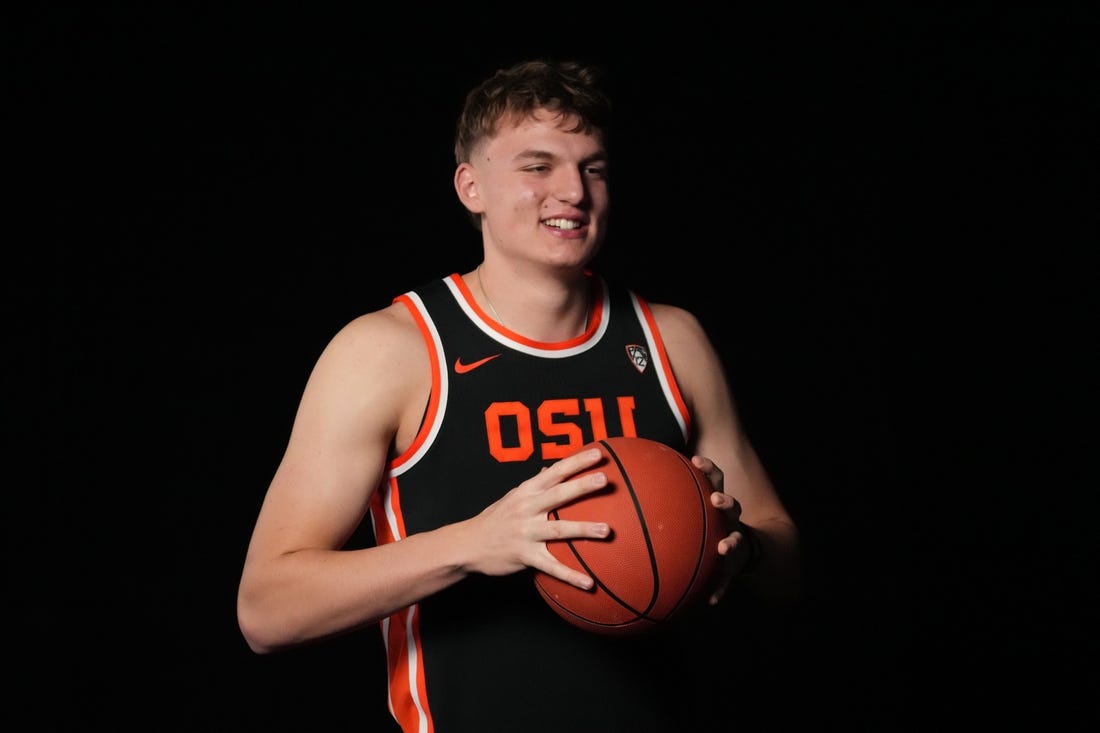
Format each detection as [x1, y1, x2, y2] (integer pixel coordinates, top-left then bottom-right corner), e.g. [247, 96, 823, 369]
[390, 292, 445, 473]
[632, 294, 693, 444]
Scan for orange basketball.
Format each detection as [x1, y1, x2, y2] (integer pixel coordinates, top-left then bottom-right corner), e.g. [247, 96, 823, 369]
[534, 436, 728, 636]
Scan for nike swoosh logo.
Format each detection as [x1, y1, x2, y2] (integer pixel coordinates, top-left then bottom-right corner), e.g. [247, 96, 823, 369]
[454, 354, 502, 374]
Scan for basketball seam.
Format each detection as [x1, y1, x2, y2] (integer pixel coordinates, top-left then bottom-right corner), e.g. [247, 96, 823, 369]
[601, 439, 663, 618]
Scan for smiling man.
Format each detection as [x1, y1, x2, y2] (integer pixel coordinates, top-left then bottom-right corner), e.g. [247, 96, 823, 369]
[237, 59, 800, 733]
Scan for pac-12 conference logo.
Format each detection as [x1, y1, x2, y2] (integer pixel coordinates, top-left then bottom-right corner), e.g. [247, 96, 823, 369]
[626, 344, 648, 373]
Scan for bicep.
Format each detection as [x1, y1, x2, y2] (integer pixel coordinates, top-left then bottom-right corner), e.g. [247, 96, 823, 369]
[247, 310, 426, 556]
[652, 304, 784, 523]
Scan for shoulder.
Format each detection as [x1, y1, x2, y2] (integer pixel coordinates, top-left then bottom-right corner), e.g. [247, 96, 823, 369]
[647, 302, 709, 347]
[321, 300, 420, 357]
[300, 300, 432, 452]
[646, 300, 727, 400]
[308, 301, 429, 400]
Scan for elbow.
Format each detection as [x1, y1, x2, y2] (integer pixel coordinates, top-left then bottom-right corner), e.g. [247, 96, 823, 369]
[236, 588, 287, 655]
[238, 623, 276, 655]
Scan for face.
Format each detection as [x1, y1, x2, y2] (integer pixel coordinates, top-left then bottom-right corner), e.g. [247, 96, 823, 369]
[455, 109, 609, 270]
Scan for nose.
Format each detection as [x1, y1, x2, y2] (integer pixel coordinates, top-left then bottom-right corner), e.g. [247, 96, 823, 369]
[553, 166, 587, 205]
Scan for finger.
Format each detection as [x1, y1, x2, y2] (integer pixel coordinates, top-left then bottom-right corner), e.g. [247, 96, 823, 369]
[544, 468, 608, 512]
[529, 448, 604, 492]
[717, 531, 740, 556]
[532, 555, 597, 590]
[712, 494, 743, 530]
[709, 536, 740, 604]
[692, 454, 723, 477]
[542, 518, 611, 542]
[708, 576, 731, 605]
[692, 455, 724, 491]
[691, 454, 714, 472]
[710, 491, 736, 510]
[552, 447, 605, 479]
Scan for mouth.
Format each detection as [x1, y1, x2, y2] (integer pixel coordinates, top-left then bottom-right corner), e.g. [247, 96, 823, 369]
[542, 218, 584, 231]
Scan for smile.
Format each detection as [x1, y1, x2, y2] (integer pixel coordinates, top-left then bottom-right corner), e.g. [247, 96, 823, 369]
[543, 218, 581, 230]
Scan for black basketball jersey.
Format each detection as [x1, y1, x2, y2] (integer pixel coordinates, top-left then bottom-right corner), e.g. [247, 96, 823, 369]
[368, 272, 710, 733]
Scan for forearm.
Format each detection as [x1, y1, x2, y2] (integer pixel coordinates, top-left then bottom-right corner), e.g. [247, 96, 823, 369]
[740, 517, 801, 605]
[237, 520, 477, 654]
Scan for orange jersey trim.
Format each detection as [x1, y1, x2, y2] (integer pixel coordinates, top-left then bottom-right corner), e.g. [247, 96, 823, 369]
[372, 293, 441, 732]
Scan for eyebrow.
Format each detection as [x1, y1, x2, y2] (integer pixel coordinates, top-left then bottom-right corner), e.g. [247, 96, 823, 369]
[513, 149, 609, 165]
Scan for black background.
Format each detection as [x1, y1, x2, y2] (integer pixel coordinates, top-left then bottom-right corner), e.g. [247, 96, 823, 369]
[11, 3, 1097, 730]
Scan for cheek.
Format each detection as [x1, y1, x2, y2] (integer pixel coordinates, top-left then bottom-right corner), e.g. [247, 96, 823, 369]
[591, 188, 610, 213]
[587, 188, 611, 223]
[482, 176, 538, 209]
[508, 186, 543, 215]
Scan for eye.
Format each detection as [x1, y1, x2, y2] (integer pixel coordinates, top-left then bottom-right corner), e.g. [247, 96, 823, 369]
[584, 165, 608, 180]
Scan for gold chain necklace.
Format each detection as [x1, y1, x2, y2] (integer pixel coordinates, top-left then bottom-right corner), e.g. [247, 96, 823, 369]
[476, 264, 505, 327]
[476, 264, 590, 333]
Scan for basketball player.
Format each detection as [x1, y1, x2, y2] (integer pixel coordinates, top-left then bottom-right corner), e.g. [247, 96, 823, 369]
[238, 59, 800, 732]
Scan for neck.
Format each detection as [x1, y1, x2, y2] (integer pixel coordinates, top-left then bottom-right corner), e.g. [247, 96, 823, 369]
[473, 263, 591, 341]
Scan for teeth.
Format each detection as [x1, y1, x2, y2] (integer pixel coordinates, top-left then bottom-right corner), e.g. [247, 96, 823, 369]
[544, 218, 580, 230]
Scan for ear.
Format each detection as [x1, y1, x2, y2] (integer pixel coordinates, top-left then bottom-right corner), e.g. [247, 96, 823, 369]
[454, 163, 485, 215]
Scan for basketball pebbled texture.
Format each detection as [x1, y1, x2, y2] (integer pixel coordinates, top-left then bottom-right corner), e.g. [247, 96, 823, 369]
[533, 436, 728, 636]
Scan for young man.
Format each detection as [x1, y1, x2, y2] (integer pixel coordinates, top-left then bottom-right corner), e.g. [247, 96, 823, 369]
[238, 59, 800, 732]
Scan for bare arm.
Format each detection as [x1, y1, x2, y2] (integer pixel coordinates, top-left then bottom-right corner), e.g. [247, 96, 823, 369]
[651, 303, 801, 605]
[236, 304, 610, 653]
